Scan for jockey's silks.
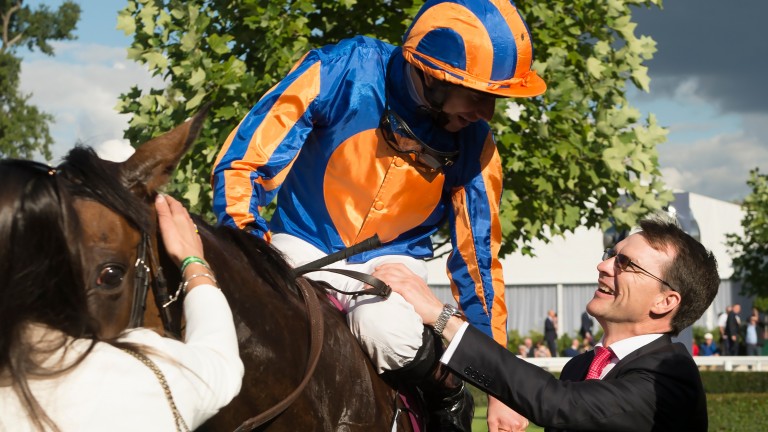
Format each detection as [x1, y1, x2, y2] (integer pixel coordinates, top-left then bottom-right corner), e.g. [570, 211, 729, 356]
[212, 36, 508, 345]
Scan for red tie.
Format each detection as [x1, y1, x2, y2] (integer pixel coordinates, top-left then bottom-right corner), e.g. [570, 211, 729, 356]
[585, 346, 613, 380]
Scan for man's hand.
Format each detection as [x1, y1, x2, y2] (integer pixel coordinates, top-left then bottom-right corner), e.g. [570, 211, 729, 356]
[487, 395, 529, 432]
[372, 263, 444, 326]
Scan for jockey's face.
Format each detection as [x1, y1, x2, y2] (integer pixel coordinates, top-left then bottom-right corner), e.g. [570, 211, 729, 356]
[438, 84, 497, 132]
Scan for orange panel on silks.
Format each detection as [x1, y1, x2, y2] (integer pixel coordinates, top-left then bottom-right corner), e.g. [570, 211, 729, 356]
[325, 129, 444, 246]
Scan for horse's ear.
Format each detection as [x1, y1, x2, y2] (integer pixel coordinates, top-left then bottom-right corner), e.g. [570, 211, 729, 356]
[120, 103, 211, 198]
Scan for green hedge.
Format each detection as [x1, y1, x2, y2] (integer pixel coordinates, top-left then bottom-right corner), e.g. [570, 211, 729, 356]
[470, 372, 768, 407]
[469, 373, 768, 431]
[701, 372, 768, 393]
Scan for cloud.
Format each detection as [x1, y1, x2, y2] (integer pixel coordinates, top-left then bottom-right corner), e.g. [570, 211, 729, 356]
[633, 0, 768, 114]
[629, 2, 768, 202]
[19, 41, 161, 162]
[659, 124, 768, 202]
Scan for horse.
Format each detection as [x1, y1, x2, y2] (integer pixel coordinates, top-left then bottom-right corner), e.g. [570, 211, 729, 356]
[54, 109, 420, 431]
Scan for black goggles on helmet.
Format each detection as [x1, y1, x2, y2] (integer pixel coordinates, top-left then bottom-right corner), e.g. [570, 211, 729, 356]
[379, 54, 459, 172]
[379, 108, 459, 172]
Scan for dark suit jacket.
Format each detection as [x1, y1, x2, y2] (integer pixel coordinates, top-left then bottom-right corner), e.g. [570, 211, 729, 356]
[544, 317, 557, 342]
[725, 311, 740, 338]
[580, 312, 593, 338]
[447, 325, 707, 431]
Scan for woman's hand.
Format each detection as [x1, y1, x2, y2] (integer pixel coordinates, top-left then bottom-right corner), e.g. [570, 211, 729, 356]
[155, 194, 205, 267]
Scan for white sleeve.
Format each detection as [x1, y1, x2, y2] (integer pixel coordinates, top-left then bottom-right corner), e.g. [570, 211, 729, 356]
[121, 284, 243, 429]
[440, 322, 470, 364]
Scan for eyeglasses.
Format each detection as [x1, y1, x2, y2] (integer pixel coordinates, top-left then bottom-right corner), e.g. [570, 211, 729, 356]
[379, 108, 459, 172]
[602, 248, 677, 292]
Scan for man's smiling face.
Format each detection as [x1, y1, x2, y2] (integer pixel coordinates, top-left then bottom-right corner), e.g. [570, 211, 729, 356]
[587, 233, 675, 333]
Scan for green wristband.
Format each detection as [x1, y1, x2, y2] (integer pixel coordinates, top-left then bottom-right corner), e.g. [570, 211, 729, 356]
[180, 256, 208, 275]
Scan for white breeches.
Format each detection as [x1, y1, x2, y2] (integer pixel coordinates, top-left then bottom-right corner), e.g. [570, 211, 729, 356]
[271, 233, 426, 373]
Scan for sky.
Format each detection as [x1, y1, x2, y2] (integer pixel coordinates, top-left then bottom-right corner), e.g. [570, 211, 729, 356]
[17, 0, 768, 203]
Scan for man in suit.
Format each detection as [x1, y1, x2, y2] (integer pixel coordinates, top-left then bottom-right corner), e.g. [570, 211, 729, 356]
[544, 310, 558, 357]
[374, 216, 719, 431]
[579, 311, 594, 345]
[725, 303, 742, 355]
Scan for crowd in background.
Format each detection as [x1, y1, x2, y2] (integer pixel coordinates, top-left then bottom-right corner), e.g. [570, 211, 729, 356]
[512, 305, 768, 358]
[705, 304, 768, 357]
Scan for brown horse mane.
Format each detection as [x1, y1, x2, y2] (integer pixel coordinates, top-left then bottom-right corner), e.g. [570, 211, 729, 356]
[200, 219, 300, 297]
[58, 146, 150, 233]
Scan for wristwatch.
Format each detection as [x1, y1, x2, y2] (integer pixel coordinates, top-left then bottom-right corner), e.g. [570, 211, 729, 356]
[433, 304, 462, 337]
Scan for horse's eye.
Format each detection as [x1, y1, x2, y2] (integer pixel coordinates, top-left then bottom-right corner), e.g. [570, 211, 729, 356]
[96, 265, 126, 290]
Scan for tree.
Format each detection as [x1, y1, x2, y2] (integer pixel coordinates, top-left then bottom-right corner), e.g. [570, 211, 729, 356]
[727, 169, 768, 300]
[117, 0, 671, 253]
[0, 0, 80, 160]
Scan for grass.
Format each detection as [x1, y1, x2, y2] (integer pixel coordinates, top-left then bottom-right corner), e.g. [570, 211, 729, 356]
[470, 393, 768, 431]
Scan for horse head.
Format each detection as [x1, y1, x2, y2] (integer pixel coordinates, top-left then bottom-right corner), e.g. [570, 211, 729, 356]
[59, 108, 208, 339]
[55, 106, 414, 431]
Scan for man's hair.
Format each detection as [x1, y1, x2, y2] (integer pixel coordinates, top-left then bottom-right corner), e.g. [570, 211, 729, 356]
[639, 216, 719, 335]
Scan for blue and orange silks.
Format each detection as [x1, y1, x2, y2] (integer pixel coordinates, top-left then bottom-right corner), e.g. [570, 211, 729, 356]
[212, 36, 508, 346]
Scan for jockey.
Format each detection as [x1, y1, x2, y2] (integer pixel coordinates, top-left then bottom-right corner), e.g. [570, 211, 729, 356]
[212, 0, 546, 430]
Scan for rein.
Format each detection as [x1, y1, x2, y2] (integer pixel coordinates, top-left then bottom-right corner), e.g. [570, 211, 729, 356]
[293, 234, 391, 298]
[147, 228, 389, 430]
[235, 235, 391, 430]
[234, 277, 325, 431]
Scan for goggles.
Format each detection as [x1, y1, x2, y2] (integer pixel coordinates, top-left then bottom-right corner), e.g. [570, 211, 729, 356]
[379, 108, 459, 172]
[379, 54, 458, 172]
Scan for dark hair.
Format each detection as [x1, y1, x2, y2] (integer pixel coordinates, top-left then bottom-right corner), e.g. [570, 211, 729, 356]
[0, 160, 96, 431]
[639, 217, 720, 335]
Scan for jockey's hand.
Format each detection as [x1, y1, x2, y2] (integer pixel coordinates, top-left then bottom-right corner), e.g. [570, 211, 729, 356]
[488, 395, 529, 432]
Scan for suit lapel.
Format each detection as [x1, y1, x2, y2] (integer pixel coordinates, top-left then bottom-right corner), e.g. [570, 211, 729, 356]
[560, 351, 595, 381]
[603, 334, 673, 380]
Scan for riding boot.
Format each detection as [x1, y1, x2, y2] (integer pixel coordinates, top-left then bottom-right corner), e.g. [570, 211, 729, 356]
[420, 361, 474, 431]
[384, 327, 474, 432]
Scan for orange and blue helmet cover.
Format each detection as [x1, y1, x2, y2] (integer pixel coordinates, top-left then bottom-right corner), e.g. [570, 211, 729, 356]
[402, 0, 546, 98]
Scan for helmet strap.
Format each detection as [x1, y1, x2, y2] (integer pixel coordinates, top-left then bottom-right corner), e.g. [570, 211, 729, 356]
[413, 68, 451, 127]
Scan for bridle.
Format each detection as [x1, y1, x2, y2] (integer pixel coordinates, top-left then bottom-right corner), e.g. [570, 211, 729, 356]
[128, 232, 152, 329]
[128, 224, 391, 431]
[128, 230, 180, 339]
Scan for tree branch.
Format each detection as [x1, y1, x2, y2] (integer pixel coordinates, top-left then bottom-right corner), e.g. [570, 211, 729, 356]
[2, 0, 23, 52]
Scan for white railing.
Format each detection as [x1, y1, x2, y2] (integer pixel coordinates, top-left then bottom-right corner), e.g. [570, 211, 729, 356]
[521, 356, 768, 373]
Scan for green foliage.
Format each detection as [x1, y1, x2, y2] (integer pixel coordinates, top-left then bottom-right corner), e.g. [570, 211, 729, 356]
[118, 0, 672, 247]
[116, 0, 421, 218]
[496, 0, 671, 254]
[726, 169, 768, 298]
[0, 0, 80, 160]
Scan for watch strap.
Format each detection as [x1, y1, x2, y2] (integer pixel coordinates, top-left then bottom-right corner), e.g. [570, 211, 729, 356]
[433, 304, 460, 337]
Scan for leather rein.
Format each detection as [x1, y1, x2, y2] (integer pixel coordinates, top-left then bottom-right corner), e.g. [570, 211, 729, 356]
[134, 227, 389, 431]
[235, 234, 391, 431]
